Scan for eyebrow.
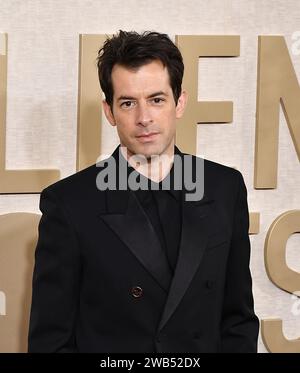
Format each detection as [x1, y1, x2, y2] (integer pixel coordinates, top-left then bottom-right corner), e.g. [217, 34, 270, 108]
[117, 91, 168, 101]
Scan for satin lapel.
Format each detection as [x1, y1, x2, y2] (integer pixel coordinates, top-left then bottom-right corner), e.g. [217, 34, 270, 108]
[158, 195, 215, 331]
[98, 189, 172, 293]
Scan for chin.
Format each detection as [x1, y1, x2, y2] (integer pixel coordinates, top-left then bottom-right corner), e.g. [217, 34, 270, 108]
[138, 145, 165, 159]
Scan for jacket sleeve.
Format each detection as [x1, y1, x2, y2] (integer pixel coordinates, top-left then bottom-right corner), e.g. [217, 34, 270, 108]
[220, 171, 259, 352]
[28, 187, 81, 352]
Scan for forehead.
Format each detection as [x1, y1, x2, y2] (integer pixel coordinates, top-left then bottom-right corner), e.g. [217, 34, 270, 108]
[111, 60, 172, 96]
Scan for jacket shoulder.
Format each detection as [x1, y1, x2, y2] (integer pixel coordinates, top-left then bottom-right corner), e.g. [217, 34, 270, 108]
[182, 152, 242, 181]
[203, 157, 241, 180]
[44, 163, 96, 191]
[40, 160, 107, 208]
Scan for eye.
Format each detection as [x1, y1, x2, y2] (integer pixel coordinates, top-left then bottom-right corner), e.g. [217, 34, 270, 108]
[120, 101, 135, 108]
[152, 97, 165, 104]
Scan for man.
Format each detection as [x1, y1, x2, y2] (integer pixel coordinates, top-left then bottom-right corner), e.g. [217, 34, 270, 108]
[28, 30, 259, 353]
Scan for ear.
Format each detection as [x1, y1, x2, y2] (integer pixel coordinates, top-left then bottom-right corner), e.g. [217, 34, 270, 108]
[102, 100, 116, 126]
[175, 90, 188, 119]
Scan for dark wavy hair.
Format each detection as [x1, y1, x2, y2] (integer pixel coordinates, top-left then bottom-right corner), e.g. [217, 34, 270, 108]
[97, 30, 184, 109]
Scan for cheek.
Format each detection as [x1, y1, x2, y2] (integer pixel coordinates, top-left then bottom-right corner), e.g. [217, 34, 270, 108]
[115, 122, 138, 147]
[162, 112, 177, 132]
[114, 114, 134, 132]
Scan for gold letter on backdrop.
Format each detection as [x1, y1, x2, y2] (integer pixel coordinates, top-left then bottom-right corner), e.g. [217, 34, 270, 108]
[77, 34, 108, 171]
[255, 36, 300, 189]
[262, 210, 300, 352]
[175, 35, 240, 155]
[0, 34, 60, 194]
[264, 210, 300, 295]
[261, 319, 300, 353]
[0, 213, 40, 352]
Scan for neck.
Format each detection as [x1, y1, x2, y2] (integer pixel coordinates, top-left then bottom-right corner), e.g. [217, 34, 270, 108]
[120, 144, 175, 183]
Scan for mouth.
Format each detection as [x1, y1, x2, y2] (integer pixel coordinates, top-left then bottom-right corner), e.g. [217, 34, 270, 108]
[136, 132, 159, 143]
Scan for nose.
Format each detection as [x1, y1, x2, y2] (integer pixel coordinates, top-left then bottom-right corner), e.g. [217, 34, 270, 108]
[136, 102, 153, 126]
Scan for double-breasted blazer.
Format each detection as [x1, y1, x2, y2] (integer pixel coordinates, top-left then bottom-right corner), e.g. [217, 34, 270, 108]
[28, 145, 259, 353]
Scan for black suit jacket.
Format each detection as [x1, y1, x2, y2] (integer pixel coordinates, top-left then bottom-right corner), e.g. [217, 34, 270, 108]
[28, 146, 259, 353]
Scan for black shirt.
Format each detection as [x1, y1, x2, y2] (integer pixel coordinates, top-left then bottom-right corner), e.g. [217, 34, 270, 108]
[127, 160, 182, 275]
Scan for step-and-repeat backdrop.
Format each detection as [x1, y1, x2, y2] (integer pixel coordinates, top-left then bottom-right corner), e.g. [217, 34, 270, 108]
[0, 0, 300, 352]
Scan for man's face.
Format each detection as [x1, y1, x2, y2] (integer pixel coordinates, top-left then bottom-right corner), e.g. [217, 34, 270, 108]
[103, 60, 187, 159]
